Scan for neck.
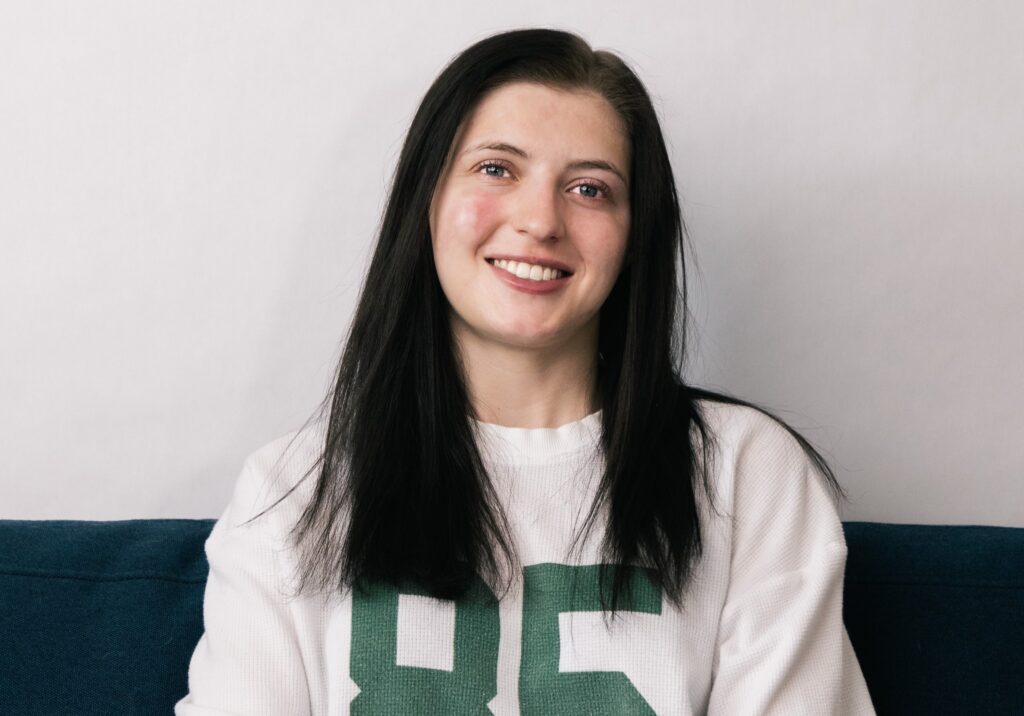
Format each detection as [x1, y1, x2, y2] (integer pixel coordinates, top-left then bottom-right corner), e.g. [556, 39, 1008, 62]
[453, 318, 600, 429]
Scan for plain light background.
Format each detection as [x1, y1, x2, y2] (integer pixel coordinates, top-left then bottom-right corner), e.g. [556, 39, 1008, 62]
[2, 1, 1021, 526]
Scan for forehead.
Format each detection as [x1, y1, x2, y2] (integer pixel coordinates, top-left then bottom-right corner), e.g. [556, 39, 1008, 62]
[454, 82, 630, 166]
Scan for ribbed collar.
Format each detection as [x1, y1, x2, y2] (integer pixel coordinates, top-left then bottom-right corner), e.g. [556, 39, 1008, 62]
[471, 409, 603, 465]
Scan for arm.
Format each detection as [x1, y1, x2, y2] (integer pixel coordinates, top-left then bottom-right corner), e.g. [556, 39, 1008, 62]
[174, 456, 312, 715]
[707, 412, 875, 715]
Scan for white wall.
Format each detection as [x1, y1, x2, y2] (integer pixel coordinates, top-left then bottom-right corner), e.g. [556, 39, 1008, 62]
[2, 1, 1021, 526]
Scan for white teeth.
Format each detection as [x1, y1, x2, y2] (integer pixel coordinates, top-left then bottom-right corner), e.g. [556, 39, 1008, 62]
[490, 258, 566, 282]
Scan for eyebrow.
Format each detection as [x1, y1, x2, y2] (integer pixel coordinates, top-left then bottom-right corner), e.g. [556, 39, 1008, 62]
[461, 141, 629, 188]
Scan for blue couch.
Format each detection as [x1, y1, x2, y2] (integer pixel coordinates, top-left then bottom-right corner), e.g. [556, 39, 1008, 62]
[0, 520, 1021, 715]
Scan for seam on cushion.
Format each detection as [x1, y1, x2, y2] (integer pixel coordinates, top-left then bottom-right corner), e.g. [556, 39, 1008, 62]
[0, 567, 207, 583]
[845, 577, 1024, 589]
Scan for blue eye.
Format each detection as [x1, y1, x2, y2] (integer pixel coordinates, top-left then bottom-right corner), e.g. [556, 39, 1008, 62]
[570, 181, 611, 201]
[479, 161, 510, 178]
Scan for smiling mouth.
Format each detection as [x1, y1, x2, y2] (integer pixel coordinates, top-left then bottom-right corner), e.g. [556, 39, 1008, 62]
[486, 258, 571, 282]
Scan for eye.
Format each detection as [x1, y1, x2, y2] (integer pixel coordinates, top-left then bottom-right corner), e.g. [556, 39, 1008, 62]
[570, 181, 611, 201]
[477, 160, 513, 179]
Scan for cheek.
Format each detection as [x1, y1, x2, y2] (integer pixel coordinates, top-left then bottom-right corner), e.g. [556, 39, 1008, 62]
[599, 247, 627, 289]
[582, 222, 629, 281]
[445, 193, 501, 241]
[434, 194, 503, 285]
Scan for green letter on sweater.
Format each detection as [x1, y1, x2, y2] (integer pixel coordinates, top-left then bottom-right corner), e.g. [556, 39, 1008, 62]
[520, 563, 660, 715]
[350, 578, 500, 714]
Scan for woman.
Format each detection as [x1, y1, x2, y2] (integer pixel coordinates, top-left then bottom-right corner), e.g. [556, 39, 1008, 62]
[177, 28, 875, 714]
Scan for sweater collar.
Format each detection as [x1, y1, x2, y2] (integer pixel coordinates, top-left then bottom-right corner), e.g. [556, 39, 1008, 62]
[471, 409, 603, 464]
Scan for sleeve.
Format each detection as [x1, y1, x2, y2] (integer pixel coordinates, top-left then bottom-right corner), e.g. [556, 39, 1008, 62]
[174, 455, 313, 715]
[706, 412, 875, 715]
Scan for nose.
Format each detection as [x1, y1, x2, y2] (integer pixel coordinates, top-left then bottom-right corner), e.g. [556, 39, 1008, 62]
[510, 176, 565, 243]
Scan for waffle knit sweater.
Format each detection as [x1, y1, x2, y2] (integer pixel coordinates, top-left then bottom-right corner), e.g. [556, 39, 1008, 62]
[175, 401, 875, 714]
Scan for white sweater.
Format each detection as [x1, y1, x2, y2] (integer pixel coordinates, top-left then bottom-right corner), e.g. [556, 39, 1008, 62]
[175, 401, 875, 715]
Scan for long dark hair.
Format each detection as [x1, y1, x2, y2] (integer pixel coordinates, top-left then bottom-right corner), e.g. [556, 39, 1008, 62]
[252, 28, 847, 611]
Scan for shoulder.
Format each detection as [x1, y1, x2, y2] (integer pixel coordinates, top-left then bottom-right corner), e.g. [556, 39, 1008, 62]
[692, 397, 843, 528]
[246, 418, 328, 478]
[693, 398, 803, 462]
[229, 418, 329, 526]
[696, 397, 847, 594]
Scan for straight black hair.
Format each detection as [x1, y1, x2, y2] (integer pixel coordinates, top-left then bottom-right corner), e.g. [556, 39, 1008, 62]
[252, 28, 847, 611]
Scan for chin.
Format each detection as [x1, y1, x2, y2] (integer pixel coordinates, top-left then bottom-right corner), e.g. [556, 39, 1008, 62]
[493, 327, 568, 350]
[455, 312, 579, 352]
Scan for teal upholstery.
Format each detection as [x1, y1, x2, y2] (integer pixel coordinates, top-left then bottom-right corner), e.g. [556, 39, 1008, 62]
[0, 519, 1021, 715]
[840, 522, 1023, 714]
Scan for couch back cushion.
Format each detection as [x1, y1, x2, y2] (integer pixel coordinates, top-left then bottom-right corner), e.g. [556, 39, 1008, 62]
[0, 519, 213, 715]
[841, 521, 1024, 714]
[1, 519, 1022, 714]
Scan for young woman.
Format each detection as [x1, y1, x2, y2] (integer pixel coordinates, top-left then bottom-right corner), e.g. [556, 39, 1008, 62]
[177, 28, 875, 715]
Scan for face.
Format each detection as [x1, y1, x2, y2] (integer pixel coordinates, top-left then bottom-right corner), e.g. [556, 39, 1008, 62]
[429, 81, 631, 354]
